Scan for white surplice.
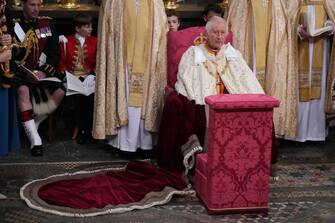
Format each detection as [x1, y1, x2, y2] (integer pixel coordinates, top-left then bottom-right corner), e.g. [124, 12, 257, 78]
[293, 5, 329, 142]
[107, 66, 154, 152]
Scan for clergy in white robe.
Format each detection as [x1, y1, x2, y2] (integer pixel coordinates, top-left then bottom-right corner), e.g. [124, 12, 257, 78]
[292, 2, 335, 142]
[93, 0, 167, 152]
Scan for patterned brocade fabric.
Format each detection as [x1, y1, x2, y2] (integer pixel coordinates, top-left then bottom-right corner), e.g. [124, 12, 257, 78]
[93, 0, 167, 139]
[195, 94, 279, 213]
[205, 94, 280, 109]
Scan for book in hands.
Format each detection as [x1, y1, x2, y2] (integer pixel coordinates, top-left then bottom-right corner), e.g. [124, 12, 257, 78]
[303, 11, 333, 37]
[15, 61, 62, 83]
[65, 71, 95, 96]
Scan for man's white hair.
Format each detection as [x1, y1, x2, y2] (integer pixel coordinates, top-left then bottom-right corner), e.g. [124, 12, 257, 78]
[205, 16, 227, 33]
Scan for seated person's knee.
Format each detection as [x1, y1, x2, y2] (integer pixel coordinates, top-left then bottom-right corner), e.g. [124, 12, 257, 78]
[53, 88, 65, 101]
[17, 85, 30, 98]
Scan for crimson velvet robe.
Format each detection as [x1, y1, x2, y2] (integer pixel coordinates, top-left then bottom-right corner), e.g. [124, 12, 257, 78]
[38, 161, 186, 209]
[158, 27, 233, 172]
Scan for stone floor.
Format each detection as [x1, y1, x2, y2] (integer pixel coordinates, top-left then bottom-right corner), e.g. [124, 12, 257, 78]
[0, 118, 335, 222]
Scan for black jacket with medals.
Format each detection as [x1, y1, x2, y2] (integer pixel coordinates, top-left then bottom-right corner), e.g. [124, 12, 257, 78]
[10, 14, 64, 114]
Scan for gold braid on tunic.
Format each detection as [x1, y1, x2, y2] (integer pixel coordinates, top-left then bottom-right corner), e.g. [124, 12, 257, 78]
[0, 16, 38, 88]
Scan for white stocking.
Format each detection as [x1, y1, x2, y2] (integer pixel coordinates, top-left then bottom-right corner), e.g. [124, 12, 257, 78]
[22, 119, 42, 148]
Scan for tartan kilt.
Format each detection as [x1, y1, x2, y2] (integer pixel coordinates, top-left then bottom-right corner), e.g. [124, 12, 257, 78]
[14, 72, 65, 115]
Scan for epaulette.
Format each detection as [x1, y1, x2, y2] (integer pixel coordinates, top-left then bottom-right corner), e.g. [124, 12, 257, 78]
[38, 16, 52, 20]
[12, 18, 21, 23]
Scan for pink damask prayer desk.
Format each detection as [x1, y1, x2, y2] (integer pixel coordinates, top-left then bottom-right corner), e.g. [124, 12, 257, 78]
[195, 94, 279, 214]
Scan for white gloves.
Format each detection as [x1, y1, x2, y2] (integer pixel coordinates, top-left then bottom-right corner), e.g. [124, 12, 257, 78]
[58, 35, 68, 43]
[83, 74, 96, 88]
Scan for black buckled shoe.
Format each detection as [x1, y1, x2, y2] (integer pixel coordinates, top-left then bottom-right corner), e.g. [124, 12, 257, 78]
[31, 145, 43, 156]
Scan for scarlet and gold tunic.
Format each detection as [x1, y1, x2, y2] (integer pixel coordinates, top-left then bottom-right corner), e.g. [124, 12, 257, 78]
[58, 35, 97, 77]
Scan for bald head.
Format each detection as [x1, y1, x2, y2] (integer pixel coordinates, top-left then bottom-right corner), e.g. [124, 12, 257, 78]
[205, 16, 227, 50]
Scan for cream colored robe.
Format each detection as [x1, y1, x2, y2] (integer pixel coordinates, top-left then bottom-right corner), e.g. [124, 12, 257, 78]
[175, 43, 264, 105]
[324, 0, 335, 126]
[93, 0, 167, 139]
[228, 0, 299, 138]
[266, 0, 299, 139]
[292, 0, 333, 141]
[227, 1, 253, 69]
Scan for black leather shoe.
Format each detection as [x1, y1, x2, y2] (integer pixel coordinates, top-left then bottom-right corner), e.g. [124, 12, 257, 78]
[76, 131, 87, 144]
[86, 133, 97, 144]
[31, 145, 43, 156]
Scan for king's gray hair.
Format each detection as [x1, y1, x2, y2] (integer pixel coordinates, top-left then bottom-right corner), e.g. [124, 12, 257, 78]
[205, 16, 227, 33]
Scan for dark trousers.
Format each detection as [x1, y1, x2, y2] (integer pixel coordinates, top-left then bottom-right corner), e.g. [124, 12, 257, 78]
[74, 94, 94, 135]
